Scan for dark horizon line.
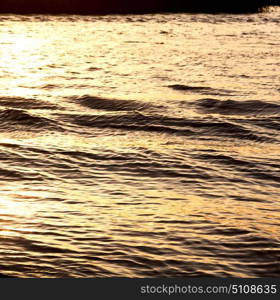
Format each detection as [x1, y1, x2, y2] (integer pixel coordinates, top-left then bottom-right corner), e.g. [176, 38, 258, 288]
[0, 1, 279, 15]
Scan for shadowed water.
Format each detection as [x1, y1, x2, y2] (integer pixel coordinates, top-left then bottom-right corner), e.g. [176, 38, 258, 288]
[0, 9, 279, 278]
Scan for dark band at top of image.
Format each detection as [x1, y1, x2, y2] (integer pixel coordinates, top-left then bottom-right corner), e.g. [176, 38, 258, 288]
[0, 0, 279, 14]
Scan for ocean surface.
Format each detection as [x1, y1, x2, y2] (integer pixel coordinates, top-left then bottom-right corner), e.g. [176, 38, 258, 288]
[0, 8, 279, 278]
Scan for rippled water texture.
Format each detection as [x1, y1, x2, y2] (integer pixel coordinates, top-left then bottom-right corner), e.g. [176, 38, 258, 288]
[0, 9, 279, 278]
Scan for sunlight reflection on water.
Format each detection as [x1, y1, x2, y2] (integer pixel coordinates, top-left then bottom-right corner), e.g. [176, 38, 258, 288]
[0, 10, 279, 277]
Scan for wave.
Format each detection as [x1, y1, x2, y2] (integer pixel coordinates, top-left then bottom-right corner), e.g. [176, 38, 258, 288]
[56, 110, 277, 143]
[0, 97, 58, 110]
[192, 153, 280, 185]
[0, 109, 60, 131]
[168, 84, 235, 96]
[0, 95, 277, 144]
[74, 95, 150, 111]
[195, 98, 280, 116]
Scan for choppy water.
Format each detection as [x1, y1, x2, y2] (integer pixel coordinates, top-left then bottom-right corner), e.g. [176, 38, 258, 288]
[0, 9, 279, 278]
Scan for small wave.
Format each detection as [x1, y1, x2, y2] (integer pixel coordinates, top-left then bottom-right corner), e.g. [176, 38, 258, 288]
[58, 111, 195, 136]
[242, 117, 280, 132]
[0, 97, 58, 110]
[192, 153, 256, 168]
[39, 84, 60, 90]
[0, 166, 44, 181]
[195, 98, 280, 116]
[0, 167, 24, 179]
[74, 95, 150, 112]
[168, 84, 235, 96]
[0, 109, 59, 131]
[192, 153, 280, 185]
[87, 67, 102, 71]
[57, 111, 276, 142]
